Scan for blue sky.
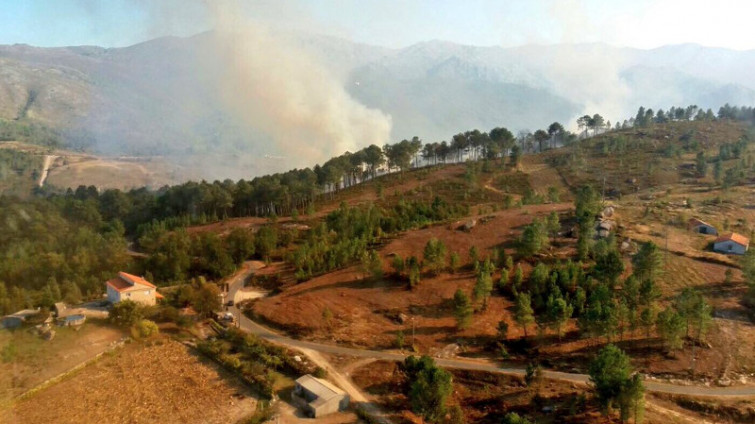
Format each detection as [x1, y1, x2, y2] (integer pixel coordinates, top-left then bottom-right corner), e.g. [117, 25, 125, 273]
[2, 0, 755, 50]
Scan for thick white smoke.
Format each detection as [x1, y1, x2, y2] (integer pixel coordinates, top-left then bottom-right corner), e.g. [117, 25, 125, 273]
[207, 2, 392, 167]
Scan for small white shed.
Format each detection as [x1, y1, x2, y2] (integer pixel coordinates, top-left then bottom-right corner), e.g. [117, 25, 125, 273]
[292, 374, 350, 417]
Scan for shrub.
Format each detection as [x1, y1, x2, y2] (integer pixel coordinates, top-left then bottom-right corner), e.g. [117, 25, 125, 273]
[109, 300, 143, 327]
[132, 319, 159, 339]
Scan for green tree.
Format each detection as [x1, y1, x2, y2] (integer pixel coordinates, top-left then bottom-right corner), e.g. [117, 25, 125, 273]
[391, 255, 406, 277]
[588, 344, 636, 413]
[594, 248, 625, 287]
[673, 288, 710, 338]
[453, 289, 473, 329]
[361, 249, 383, 279]
[695, 151, 708, 177]
[396, 330, 405, 349]
[255, 225, 278, 261]
[512, 264, 524, 292]
[423, 238, 447, 275]
[547, 296, 573, 340]
[546, 211, 560, 241]
[225, 228, 255, 266]
[405, 356, 453, 422]
[656, 308, 685, 355]
[518, 218, 549, 257]
[193, 282, 221, 318]
[132, 319, 159, 339]
[509, 145, 521, 167]
[409, 262, 421, 289]
[497, 268, 510, 294]
[632, 242, 662, 283]
[514, 293, 535, 337]
[472, 271, 493, 310]
[618, 374, 645, 423]
[109, 300, 143, 327]
[449, 252, 461, 274]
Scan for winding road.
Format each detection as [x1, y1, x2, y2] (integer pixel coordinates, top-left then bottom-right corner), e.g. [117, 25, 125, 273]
[225, 265, 755, 399]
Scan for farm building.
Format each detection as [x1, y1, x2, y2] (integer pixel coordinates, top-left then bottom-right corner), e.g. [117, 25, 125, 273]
[713, 233, 749, 255]
[106, 272, 163, 306]
[688, 218, 718, 235]
[292, 374, 350, 417]
[1, 308, 40, 329]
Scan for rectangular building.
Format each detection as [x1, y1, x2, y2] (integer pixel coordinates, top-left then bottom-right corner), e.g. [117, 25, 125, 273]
[292, 374, 350, 417]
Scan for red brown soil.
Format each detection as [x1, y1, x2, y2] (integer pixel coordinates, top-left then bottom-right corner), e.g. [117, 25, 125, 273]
[252, 203, 572, 352]
[349, 359, 694, 423]
[6, 339, 257, 424]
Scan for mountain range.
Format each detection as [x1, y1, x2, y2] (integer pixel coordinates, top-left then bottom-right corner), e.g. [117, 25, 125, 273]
[1, 31, 754, 179]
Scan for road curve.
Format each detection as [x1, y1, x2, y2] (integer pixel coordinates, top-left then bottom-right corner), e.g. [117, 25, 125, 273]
[225, 266, 755, 398]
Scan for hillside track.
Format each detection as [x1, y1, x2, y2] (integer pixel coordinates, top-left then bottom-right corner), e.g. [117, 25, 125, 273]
[226, 267, 755, 399]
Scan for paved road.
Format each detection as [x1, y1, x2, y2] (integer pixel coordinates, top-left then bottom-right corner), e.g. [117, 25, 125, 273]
[225, 267, 755, 398]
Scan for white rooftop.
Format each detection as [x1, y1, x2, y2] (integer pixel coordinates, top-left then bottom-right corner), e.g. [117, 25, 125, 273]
[296, 374, 345, 406]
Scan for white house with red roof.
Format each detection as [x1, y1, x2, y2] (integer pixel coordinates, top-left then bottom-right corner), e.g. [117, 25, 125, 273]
[713, 232, 750, 255]
[106, 272, 163, 306]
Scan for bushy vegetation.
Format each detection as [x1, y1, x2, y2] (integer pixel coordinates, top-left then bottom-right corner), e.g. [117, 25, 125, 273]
[0, 118, 61, 147]
[0, 148, 42, 195]
[0, 196, 130, 314]
[588, 344, 644, 422]
[290, 198, 466, 281]
[402, 355, 454, 423]
[197, 327, 315, 399]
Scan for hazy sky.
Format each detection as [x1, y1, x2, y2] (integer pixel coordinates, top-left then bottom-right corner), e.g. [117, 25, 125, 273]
[2, 0, 755, 50]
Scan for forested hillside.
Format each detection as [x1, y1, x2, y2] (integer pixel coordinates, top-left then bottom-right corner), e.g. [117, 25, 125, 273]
[2, 103, 754, 320]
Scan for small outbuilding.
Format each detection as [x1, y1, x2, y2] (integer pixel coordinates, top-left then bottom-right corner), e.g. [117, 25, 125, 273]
[688, 218, 718, 236]
[292, 374, 350, 418]
[1, 308, 40, 329]
[713, 232, 749, 255]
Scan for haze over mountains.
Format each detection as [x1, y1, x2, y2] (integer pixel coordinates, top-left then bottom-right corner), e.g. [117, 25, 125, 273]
[1, 30, 755, 179]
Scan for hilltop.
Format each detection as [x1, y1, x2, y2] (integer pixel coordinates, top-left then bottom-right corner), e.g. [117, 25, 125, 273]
[2, 34, 755, 179]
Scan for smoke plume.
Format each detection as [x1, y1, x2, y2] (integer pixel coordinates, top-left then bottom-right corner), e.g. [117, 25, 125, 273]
[205, 2, 392, 167]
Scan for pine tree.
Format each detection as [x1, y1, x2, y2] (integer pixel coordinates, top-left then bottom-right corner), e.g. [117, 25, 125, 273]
[473, 272, 493, 310]
[514, 293, 535, 337]
[453, 289, 473, 329]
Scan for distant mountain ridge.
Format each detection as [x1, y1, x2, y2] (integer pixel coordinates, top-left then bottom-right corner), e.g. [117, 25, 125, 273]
[1, 32, 754, 179]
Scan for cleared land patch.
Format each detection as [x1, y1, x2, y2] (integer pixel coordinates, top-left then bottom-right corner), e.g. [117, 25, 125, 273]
[6, 338, 258, 424]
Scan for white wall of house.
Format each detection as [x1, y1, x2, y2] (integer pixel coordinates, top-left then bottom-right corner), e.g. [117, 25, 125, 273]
[107, 286, 156, 306]
[106, 285, 122, 304]
[714, 241, 747, 255]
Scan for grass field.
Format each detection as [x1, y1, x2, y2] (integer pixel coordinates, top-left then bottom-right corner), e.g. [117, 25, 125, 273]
[5, 338, 258, 424]
[0, 321, 124, 403]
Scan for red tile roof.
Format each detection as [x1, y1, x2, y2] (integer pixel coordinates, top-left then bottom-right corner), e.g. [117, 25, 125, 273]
[714, 232, 750, 246]
[118, 272, 156, 289]
[106, 272, 157, 293]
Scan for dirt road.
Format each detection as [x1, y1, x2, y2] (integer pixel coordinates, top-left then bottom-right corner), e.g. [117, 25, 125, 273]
[38, 154, 57, 187]
[227, 267, 755, 399]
